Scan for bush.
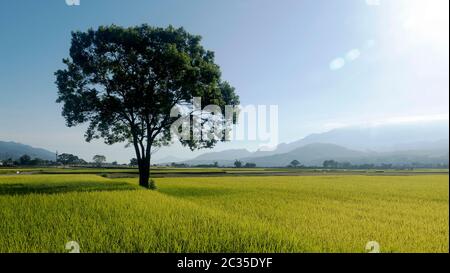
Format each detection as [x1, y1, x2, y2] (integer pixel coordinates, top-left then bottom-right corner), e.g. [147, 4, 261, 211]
[149, 179, 157, 190]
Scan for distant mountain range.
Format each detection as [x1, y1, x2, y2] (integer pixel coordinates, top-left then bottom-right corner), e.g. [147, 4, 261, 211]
[178, 121, 449, 167]
[2, 120, 448, 167]
[188, 149, 253, 162]
[153, 155, 189, 164]
[0, 141, 55, 161]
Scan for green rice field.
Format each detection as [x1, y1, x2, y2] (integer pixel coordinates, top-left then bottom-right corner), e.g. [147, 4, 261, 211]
[0, 171, 448, 253]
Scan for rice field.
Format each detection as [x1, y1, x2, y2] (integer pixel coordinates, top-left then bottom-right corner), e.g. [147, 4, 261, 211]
[0, 173, 448, 253]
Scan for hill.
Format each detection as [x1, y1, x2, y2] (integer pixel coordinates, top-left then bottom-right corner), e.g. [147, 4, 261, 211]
[0, 141, 55, 161]
[180, 121, 449, 167]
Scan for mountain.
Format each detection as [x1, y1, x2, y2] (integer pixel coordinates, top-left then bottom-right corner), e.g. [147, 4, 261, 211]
[268, 120, 449, 153]
[180, 121, 449, 167]
[385, 139, 449, 152]
[195, 142, 448, 167]
[0, 141, 55, 161]
[242, 143, 366, 167]
[153, 155, 187, 164]
[250, 143, 448, 167]
[182, 149, 252, 166]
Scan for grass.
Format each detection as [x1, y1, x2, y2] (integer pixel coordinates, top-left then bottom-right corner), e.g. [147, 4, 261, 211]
[0, 175, 139, 195]
[0, 167, 224, 175]
[0, 173, 448, 253]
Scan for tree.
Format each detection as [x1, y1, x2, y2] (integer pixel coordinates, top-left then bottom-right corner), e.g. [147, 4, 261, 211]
[244, 162, 256, 168]
[58, 153, 82, 165]
[19, 155, 32, 165]
[55, 24, 239, 188]
[2, 158, 14, 167]
[30, 158, 45, 166]
[323, 160, 338, 169]
[129, 158, 138, 167]
[234, 160, 242, 168]
[93, 155, 106, 167]
[289, 160, 301, 168]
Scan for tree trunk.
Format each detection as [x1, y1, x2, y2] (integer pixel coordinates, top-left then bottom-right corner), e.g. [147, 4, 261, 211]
[138, 158, 150, 188]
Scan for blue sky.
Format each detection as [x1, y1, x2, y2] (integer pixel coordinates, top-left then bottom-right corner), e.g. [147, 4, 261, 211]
[0, 0, 448, 163]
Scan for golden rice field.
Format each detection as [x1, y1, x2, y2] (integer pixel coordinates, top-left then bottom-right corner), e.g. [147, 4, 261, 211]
[0, 173, 448, 253]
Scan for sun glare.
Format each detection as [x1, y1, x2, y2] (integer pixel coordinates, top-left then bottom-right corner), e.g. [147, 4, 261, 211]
[402, 0, 449, 48]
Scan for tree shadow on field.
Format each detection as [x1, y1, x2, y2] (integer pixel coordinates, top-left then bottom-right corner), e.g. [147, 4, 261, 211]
[0, 181, 139, 196]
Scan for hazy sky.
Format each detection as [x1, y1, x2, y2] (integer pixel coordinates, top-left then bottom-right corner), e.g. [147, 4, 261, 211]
[0, 0, 448, 163]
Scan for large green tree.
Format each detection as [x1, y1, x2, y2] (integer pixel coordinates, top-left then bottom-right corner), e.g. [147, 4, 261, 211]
[55, 25, 239, 188]
[92, 155, 106, 167]
[57, 153, 83, 165]
[289, 160, 300, 168]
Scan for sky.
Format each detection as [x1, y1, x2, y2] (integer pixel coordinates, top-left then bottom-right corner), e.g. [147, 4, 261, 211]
[0, 0, 448, 163]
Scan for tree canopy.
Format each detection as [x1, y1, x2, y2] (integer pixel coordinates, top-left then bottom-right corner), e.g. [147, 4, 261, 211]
[234, 160, 243, 168]
[93, 155, 106, 166]
[57, 153, 84, 165]
[290, 160, 301, 168]
[55, 24, 239, 187]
